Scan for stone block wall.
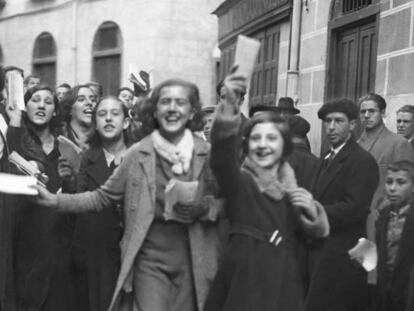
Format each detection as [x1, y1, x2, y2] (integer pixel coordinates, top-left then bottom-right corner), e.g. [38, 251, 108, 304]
[0, 0, 219, 105]
[376, 0, 414, 132]
[298, 0, 331, 155]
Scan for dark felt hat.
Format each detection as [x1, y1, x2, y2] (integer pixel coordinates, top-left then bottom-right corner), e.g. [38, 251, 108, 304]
[276, 97, 300, 114]
[249, 105, 280, 117]
[288, 115, 310, 138]
[202, 105, 216, 114]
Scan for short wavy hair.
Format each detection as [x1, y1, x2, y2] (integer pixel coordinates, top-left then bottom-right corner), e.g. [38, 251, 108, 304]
[387, 160, 414, 183]
[141, 78, 203, 132]
[358, 93, 387, 112]
[243, 112, 293, 161]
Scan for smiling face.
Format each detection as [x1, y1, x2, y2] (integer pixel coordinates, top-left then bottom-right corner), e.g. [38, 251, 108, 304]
[323, 112, 355, 148]
[248, 122, 284, 168]
[397, 111, 414, 139]
[360, 100, 384, 131]
[385, 170, 414, 206]
[118, 89, 134, 109]
[95, 98, 129, 143]
[71, 87, 97, 127]
[155, 85, 194, 144]
[26, 89, 55, 127]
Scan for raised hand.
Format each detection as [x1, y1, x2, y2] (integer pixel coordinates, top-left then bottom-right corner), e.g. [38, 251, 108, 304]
[220, 65, 247, 115]
[4, 96, 22, 127]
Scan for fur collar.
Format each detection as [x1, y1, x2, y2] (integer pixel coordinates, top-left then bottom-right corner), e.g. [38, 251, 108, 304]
[242, 157, 297, 201]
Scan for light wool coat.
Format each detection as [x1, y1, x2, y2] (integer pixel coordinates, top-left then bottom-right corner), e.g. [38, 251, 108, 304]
[57, 135, 223, 311]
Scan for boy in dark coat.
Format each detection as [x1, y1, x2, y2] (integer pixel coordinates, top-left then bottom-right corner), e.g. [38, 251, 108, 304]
[375, 160, 414, 311]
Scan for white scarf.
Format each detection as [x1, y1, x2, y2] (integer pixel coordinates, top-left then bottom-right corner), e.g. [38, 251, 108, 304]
[151, 129, 194, 175]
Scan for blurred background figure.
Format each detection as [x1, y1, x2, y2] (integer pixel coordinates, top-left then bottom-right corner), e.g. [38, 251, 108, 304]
[23, 75, 41, 92]
[201, 105, 216, 142]
[86, 82, 103, 102]
[396, 105, 414, 148]
[117, 87, 134, 110]
[55, 83, 71, 105]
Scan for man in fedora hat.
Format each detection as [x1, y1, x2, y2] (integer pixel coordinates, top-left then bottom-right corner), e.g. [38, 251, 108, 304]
[249, 97, 300, 118]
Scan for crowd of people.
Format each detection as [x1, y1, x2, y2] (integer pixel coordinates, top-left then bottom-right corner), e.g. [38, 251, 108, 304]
[0, 63, 413, 311]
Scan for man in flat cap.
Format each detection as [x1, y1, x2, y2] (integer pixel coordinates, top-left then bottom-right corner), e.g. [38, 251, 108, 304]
[305, 98, 379, 311]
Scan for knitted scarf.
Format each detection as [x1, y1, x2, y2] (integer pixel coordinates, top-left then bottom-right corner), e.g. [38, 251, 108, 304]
[151, 129, 194, 175]
[242, 157, 297, 201]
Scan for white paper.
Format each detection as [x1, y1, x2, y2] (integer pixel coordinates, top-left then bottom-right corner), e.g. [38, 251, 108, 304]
[0, 114, 8, 139]
[6, 71, 25, 111]
[164, 179, 199, 223]
[0, 173, 38, 196]
[234, 35, 261, 82]
[348, 238, 378, 272]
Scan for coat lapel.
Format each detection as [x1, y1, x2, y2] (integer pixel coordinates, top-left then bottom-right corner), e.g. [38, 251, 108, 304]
[84, 147, 112, 187]
[314, 137, 356, 198]
[393, 202, 414, 270]
[136, 137, 156, 203]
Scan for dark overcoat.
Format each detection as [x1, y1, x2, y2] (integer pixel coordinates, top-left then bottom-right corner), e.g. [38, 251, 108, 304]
[306, 136, 379, 311]
[375, 200, 414, 311]
[71, 146, 123, 311]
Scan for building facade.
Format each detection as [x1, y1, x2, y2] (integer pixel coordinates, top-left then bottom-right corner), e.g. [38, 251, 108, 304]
[214, 0, 414, 154]
[0, 0, 221, 105]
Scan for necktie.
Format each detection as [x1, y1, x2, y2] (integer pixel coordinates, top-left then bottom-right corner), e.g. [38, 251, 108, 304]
[109, 161, 117, 173]
[322, 150, 335, 169]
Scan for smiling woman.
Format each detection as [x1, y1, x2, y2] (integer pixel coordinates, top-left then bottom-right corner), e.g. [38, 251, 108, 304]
[33, 78, 224, 311]
[60, 85, 97, 149]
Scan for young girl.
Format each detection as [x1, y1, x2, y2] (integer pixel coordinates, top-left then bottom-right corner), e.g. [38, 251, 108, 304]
[14, 86, 77, 311]
[34, 79, 223, 311]
[204, 74, 329, 311]
[64, 96, 130, 311]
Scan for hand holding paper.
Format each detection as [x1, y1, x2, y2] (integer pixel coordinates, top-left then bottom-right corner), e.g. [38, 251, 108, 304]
[348, 238, 377, 272]
[6, 71, 25, 111]
[164, 179, 200, 223]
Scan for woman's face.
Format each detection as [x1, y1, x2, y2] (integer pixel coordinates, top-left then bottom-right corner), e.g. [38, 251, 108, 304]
[71, 87, 97, 127]
[95, 98, 129, 143]
[155, 85, 194, 143]
[118, 89, 134, 109]
[26, 89, 55, 127]
[248, 122, 284, 168]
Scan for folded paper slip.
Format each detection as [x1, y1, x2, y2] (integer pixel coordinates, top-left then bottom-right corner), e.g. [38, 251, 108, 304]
[348, 238, 377, 272]
[164, 179, 199, 223]
[0, 173, 38, 195]
[57, 135, 82, 173]
[6, 71, 25, 111]
[234, 35, 261, 82]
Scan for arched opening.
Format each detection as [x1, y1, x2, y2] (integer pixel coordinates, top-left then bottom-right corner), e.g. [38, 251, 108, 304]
[32, 32, 57, 87]
[92, 21, 122, 96]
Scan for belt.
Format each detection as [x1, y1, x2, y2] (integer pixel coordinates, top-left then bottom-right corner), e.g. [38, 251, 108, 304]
[229, 223, 297, 249]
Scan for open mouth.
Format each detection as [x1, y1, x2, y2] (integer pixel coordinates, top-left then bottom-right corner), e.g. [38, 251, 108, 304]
[103, 124, 115, 130]
[35, 111, 46, 117]
[83, 108, 93, 116]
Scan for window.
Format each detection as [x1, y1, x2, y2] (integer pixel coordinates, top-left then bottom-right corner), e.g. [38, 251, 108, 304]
[32, 32, 57, 88]
[343, 0, 372, 14]
[92, 21, 122, 96]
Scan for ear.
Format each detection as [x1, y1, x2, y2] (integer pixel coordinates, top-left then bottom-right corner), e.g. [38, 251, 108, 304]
[349, 119, 357, 132]
[189, 108, 195, 121]
[123, 117, 131, 131]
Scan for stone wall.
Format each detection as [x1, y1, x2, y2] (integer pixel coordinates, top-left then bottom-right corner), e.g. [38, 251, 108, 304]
[0, 0, 219, 105]
[297, 0, 331, 155]
[376, 0, 414, 132]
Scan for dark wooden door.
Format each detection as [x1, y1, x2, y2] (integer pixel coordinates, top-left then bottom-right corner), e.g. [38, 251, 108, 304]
[33, 63, 56, 88]
[93, 55, 121, 96]
[330, 20, 377, 102]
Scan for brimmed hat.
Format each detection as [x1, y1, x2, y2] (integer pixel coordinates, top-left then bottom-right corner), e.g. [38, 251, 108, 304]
[276, 97, 300, 115]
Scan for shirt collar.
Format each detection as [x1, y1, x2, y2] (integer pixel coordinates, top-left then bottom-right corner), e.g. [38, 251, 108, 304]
[325, 135, 350, 159]
[103, 147, 126, 167]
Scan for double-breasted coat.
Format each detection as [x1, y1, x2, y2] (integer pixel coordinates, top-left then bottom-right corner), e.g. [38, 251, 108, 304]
[306, 136, 379, 311]
[57, 135, 223, 311]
